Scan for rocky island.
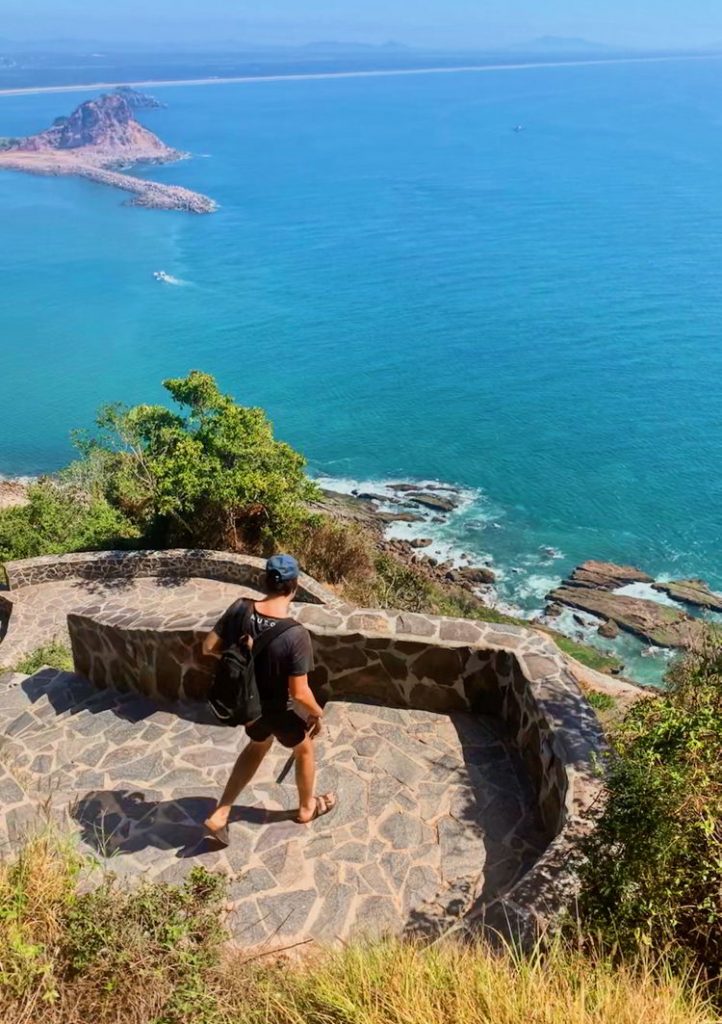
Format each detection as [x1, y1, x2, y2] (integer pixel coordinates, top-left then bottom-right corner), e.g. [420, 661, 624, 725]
[0, 92, 216, 213]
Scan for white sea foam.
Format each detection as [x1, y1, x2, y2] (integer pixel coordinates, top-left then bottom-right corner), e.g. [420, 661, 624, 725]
[615, 581, 681, 608]
[313, 472, 492, 576]
[0, 473, 36, 484]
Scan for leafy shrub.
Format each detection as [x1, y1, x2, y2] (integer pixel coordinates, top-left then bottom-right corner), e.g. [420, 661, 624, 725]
[0, 480, 137, 563]
[584, 690, 617, 712]
[62, 866, 226, 1022]
[578, 635, 722, 983]
[0, 829, 227, 1023]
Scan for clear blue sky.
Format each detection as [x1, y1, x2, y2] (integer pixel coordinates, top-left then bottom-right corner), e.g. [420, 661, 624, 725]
[3, 0, 722, 51]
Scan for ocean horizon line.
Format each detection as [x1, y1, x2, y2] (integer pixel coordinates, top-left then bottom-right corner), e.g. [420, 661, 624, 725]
[2, 51, 722, 98]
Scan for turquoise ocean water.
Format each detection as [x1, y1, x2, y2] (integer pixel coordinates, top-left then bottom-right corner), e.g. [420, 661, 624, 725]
[2, 59, 722, 681]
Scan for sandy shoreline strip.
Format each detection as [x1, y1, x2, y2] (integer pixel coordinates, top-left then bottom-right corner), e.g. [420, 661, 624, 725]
[1, 53, 722, 98]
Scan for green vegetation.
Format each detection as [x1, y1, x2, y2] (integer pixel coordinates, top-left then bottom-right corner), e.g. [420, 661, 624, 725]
[0, 830, 226, 1022]
[12, 642, 73, 675]
[0, 829, 715, 1024]
[346, 552, 526, 625]
[578, 636, 722, 986]
[0, 137, 19, 151]
[550, 634, 623, 674]
[584, 689, 617, 712]
[0, 480, 137, 563]
[71, 371, 318, 550]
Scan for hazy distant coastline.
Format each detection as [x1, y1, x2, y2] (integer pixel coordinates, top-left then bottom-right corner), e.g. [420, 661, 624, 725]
[2, 51, 722, 98]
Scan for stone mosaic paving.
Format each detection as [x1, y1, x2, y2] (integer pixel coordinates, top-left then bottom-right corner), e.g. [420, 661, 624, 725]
[0, 576, 263, 666]
[0, 669, 546, 946]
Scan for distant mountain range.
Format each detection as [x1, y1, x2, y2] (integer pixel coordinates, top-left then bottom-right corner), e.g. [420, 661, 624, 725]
[508, 36, 622, 55]
[301, 40, 409, 53]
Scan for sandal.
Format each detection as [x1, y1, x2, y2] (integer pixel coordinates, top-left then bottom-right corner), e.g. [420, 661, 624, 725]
[295, 792, 337, 824]
[203, 820, 231, 847]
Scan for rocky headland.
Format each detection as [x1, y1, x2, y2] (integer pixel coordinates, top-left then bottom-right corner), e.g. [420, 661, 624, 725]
[114, 86, 166, 110]
[0, 92, 216, 213]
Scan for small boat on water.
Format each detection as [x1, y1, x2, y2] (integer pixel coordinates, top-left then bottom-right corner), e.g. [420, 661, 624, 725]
[153, 270, 173, 283]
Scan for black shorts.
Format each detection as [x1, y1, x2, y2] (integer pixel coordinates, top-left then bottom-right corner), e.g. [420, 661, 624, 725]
[245, 709, 308, 749]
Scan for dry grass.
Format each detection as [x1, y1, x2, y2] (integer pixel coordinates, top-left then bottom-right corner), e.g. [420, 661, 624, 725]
[218, 939, 719, 1024]
[293, 516, 376, 586]
[0, 830, 717, 1024]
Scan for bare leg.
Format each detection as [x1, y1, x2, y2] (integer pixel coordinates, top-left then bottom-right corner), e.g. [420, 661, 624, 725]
[294, 735, 316, 823]
[205, 736, 272, 833]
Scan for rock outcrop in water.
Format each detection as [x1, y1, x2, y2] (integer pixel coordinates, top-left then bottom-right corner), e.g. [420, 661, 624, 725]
[547, 560, 710, 649]
[652, 578, 722, 613]
[0, 93, 216, 214]
[562, 560, 653, 591]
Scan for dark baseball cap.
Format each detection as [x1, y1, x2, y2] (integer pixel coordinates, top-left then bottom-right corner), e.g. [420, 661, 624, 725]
[266, 554, 300, 584]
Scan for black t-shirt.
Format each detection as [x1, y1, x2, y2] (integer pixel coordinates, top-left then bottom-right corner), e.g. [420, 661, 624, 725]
[213, 600, 314, 712]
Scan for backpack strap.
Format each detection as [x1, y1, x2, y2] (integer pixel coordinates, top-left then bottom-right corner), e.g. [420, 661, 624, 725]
[250, 617, 298, 663]
[224, 598, 252, 646]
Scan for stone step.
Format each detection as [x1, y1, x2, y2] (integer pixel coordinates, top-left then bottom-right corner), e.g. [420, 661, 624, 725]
[0, 668, 231, 797]
[0, 670, 100, 741]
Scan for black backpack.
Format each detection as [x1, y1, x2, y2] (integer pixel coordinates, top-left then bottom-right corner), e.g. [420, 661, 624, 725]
[207, 600, 297, 727]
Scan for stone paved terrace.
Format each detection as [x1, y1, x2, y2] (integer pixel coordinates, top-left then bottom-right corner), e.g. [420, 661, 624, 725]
[0, 576, 264, 666]
[0, 669, 547, 945]
[0, 550, 606, 946]
[0, 548, 336, 668]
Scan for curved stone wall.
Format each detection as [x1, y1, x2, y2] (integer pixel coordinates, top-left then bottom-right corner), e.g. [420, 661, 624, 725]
[65, 565, 604, 945]
[4, 549, 339, 608]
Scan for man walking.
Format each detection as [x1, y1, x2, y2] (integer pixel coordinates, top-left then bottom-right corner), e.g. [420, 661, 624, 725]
[202, 554, 336, 845]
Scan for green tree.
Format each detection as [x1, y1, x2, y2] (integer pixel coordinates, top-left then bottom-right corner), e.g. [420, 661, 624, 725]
[73, 370, 319, 550]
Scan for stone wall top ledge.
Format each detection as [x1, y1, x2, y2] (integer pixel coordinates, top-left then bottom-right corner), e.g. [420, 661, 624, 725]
[3, 548, 342, 608]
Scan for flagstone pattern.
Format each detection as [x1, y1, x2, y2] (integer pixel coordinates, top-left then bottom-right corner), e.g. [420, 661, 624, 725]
[0, 550, 605, 946]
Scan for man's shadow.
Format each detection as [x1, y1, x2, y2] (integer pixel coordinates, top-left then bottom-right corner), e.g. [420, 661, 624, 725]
[73, 789, 294, 859]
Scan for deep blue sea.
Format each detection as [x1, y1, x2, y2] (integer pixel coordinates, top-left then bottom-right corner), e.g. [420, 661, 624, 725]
[2, 58, 722, 682]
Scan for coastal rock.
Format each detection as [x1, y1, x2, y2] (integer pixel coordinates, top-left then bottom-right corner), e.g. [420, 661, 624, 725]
[376, 512, 424, 524]
[457, 566, 496, 586]
[355, 492, 400, 505]
[564, 560, 653, 591]
[409, 538, 433, 549]
[406, 493, 459, 513]
[652, 578, 722, 613]
[547, 585, 707, 649]
[597, 619, 619, 639]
